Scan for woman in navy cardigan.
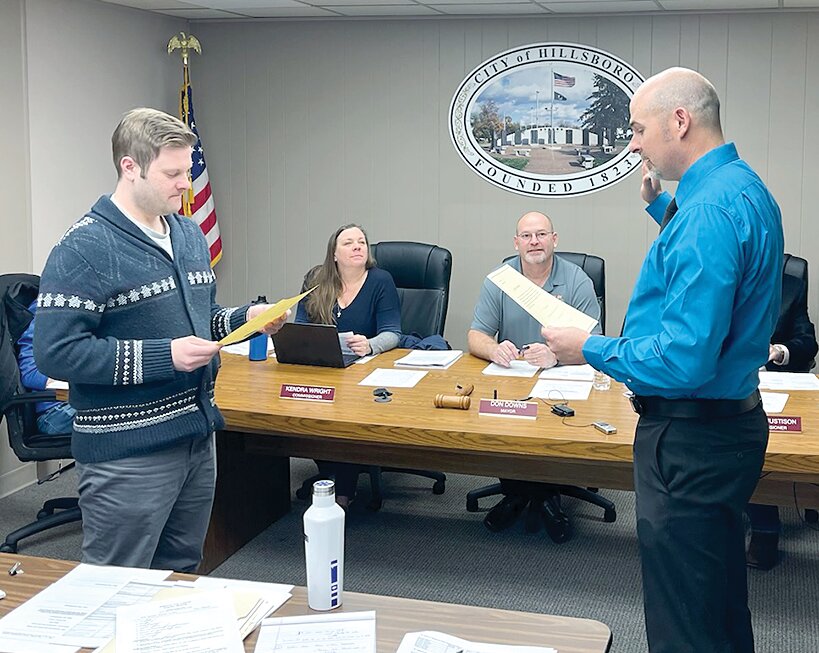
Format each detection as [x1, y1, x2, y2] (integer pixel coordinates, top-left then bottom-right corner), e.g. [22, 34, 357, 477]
[296, 224, 401, 508]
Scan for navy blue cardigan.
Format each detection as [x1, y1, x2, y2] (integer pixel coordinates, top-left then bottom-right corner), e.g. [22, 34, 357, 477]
[35, 195, 249, 463]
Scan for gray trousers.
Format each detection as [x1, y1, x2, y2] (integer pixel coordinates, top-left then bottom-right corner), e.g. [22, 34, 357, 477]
[77, 434, 216, 572]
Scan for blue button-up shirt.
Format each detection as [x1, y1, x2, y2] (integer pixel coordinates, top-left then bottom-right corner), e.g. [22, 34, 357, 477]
[583, 143, 783, 399]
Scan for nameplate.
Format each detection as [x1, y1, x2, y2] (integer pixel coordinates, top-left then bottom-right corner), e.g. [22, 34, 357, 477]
[767, 415, 801, 432]
[478, 399, 538, 420]
[280, 384, 336, 402]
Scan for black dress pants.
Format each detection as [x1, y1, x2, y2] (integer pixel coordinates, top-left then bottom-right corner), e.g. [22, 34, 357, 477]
[633, 404, 768, 653]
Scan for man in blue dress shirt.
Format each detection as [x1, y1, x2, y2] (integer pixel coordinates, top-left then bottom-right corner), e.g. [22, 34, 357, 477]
[544, 67, 783, 652]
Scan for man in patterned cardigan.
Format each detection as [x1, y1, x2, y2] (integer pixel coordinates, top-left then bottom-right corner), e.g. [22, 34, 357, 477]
[34, 108, 285, 571]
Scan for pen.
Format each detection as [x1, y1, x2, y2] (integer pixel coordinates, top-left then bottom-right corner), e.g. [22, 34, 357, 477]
[8, 561, 21, 576]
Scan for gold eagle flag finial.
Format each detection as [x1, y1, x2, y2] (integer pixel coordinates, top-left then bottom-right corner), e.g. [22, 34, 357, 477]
[167, 32, 201, 65]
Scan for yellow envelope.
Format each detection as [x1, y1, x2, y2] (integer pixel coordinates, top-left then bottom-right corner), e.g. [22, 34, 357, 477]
[219, 287, 316, 346]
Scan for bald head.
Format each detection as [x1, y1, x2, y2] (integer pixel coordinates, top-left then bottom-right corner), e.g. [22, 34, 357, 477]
[635, 67, 722, 136]
[517, 211, 554, 235]
[628, 67, 725, 180]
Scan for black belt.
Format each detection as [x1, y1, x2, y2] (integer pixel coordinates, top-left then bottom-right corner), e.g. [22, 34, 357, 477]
[629, 391, 761, 419]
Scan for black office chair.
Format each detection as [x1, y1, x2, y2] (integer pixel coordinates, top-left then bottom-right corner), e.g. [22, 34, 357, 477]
[778, 254, 818, 523]
[0, 273, 81, 553]
[295, 242, 452, 510]
[466, 252, 617, 524]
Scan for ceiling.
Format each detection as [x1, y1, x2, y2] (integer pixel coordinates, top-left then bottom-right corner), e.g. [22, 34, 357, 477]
[99, 0, 819, 20]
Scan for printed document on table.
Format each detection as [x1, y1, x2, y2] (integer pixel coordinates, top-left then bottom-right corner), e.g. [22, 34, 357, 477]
[0, 563, 170, 652]
[758, 371, 819, 391]
[761, 392, 789, 414]
[396, 630, 557, 653]
[482, 361, 540, 378]
[394, 350, 463, 369]
[539, 364, 595, 382]
[359, 368, 427, 388]
[221, 339, 275, 357]
[529, 379, 593, 401]
[115, 591, 242, 653]
[219, 287, 315, 346]
[253, 611, 376, 653]
[487, 264, 598, 333]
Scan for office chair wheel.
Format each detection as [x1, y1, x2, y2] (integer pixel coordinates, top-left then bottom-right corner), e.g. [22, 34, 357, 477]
[806, 509, 818, 524]
[604, 507, 617, 523]
[295, 486, 310, 501]
[432, 479, 446, 495]
[0, 542, 17, 554]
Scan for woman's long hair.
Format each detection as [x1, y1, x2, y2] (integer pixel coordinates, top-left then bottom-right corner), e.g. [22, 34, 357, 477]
[303, 224, 376, 325]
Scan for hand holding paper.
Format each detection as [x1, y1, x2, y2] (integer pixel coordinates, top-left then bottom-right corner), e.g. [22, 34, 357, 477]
[219, 287, 315, 346]
[540, 325, 590, 366]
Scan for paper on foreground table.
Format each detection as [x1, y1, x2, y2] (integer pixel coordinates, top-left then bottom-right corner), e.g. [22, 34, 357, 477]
[487, 264, 598, 333]
[396, 630, 557, 653]
[115, 591, 242, 653]
[253, 610, 375, 653]
[219, 287, 316, 346]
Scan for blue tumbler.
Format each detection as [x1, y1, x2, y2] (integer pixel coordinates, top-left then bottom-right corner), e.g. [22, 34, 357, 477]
[249, 333, 269, 361]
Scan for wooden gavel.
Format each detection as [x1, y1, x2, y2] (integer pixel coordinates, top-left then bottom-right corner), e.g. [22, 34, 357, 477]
[433, 383, 474, 410]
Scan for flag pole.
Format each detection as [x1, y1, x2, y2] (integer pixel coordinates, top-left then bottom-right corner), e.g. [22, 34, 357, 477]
[167, 32, 223, 268]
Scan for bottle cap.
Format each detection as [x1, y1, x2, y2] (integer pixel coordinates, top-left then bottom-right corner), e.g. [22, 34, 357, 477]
[312, 479, 336, 497]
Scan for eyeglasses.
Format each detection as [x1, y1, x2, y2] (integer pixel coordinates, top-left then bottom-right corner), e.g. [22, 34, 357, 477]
[516, 231, 554, 242]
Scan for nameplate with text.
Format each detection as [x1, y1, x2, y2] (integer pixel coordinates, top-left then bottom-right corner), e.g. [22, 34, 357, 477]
[767, 415, 801, 432]
[478, 399, 538, 420]
[280, 384, 336, 402]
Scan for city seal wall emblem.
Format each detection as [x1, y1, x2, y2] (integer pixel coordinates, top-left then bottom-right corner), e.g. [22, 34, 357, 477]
[449, 43, 645, 198]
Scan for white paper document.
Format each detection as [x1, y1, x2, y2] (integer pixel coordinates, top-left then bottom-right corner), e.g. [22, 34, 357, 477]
[115, 591, 243, 653]
[482, 360, 541, 378]
[758, 371, 819, 391]
[529, 379, 593, 401]
[761, 391, 789, 414]
[394, 350, 463, 369]
[359, 368, 427, 388]
[487, 264, 598, 333]
[338, 331, 355, 355]
[354, 354, 378, 364]
[0, 563, 171, 652]
[221, 339, 274, 357]
[396, 630, 557, 653]
[539, 364, 595, 382]
[253, 610, 376, 653]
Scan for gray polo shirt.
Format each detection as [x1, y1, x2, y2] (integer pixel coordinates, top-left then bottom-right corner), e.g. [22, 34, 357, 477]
[470, 255, 602, 347]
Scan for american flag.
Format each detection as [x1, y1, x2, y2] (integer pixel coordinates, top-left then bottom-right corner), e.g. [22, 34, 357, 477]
[180, 67, 222, 267]
[554, 72, 576, 88]
[554, 91, 568, 101]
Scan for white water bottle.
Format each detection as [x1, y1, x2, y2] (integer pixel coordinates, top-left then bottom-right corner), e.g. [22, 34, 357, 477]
[303, 479, 345, 611]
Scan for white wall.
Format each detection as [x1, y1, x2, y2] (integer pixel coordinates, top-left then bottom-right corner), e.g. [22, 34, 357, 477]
[192, 13, 819, 349]
[0, 0, 186, 497]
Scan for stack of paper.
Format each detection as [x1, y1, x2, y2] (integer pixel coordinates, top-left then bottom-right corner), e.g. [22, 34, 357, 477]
[394, 350, 463, 370]
[538, 364, 595, 381]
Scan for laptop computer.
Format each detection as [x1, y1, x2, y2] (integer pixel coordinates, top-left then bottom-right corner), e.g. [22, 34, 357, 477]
[272, 323, 360, 368]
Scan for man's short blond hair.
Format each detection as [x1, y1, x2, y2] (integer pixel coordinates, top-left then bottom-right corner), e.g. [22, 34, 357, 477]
[112, 108, 196, 178]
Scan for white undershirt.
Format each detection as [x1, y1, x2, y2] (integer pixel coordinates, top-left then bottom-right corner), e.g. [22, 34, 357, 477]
[110, 195, 174, 260]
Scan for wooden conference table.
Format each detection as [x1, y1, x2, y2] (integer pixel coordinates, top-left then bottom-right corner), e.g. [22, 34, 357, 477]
[203, 350, 819, 573]
[0, 553, 613, 653]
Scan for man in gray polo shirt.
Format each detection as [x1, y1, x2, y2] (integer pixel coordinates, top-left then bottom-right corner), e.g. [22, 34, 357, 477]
[468, 210, 601, 541]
